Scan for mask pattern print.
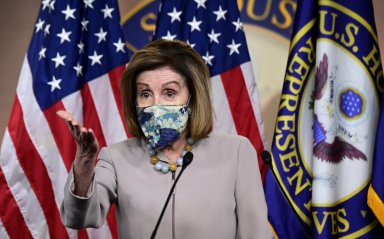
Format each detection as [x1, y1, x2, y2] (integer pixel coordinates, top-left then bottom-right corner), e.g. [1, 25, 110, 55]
[137, 104, 189, 149]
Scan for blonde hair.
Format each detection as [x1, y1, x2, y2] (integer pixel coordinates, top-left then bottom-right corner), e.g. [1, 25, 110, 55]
[120, 39, 213, 140]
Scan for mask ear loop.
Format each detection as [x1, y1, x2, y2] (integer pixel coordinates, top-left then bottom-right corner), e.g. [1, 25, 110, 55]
[187, 95, 192, 115]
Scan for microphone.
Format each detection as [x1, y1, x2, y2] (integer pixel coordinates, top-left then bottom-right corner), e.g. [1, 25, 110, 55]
[181, 151, 193, 169]
[150, 151, 194, 239]
[261, 150, 273, 169]
[261, 150, 310, 238]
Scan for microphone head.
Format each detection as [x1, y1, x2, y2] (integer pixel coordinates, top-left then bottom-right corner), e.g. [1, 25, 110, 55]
[261, 150, 272, 169]
[182, 151, 193, 169]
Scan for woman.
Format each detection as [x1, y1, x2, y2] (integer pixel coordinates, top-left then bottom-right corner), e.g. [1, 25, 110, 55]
[59, 39, 273, 238]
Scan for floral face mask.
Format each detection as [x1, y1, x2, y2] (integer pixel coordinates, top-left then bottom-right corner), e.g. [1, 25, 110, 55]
[137, 102, 189, 149]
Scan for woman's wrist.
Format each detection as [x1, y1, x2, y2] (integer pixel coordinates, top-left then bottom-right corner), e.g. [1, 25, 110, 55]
[72, 160, 95, 197]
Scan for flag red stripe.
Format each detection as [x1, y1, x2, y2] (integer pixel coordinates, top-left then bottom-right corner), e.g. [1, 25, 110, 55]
[80, 84, 118, 239]
[81, 84, 107, 147]
[108, 66, 131, 138]
[108, 204, 118, 238]
[0, 167, 33, 239]
[43, 101, 77, 171]
[44, 90, 90, 239]
[77, 229, 90, 239]
[220, 67, 263, 149]
[8, 97, 69, 239]
[220, 66, 267, 179]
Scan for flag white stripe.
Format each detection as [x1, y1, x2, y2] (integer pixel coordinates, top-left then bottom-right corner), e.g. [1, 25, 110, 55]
[86, 226, 113, 239]
[0, 129, 48, 238]
[0, 218, 10, 239]
[17, 57, 69, 208]
[43, 79, 114, 239]
[62, 91, 84, 126]
[16, 57, 72, 237]
[88, 75, 127, 145]
[211, 74, 237, 134]
[240, 62, 268, 147]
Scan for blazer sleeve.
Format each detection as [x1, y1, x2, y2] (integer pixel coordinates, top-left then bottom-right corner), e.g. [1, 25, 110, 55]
[60, 147, 117, 229]
[235, 137, 274, 239]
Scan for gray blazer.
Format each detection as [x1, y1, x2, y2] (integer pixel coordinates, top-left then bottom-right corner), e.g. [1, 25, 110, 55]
[60, 132, 273, 238]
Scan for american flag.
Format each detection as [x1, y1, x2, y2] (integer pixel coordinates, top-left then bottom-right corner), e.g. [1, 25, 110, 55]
[0, 0, 129, 238]
[153, 0, 268, 179]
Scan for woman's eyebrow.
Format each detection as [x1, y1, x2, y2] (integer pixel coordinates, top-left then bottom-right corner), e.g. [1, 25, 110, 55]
[136, 81, 149, 86]
[136, 82, 150, 89]
[161, 81, 181, 88]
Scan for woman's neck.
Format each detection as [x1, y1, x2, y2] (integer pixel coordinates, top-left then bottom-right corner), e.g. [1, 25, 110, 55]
[161, 135, 187, 163]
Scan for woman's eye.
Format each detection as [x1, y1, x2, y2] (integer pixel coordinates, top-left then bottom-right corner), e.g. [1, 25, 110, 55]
[139, 91, 151, 98]
[165, 90, 176, 98]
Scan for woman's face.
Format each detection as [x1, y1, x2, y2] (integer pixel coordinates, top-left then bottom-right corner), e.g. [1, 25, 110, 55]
[136, 66, 190, 107]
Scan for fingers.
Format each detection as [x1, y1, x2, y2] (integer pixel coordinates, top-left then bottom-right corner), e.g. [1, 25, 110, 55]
[69, 120, 82, 141]
[87, 129, 98, 147]
[84, 129, 98, 149]
[56, 110, 83, 140]
[78, 128, 99, 156]
[77, 127, 88, 144]
[56, 110, 98, 154]
[56, 110, 73, 121]
[78, 128, 96, 145]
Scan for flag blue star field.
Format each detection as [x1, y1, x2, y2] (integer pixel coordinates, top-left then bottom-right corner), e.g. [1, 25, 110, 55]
[153, 0, 268, 179]
[265, 0, 384, 238]
[0, 0, 130, 238]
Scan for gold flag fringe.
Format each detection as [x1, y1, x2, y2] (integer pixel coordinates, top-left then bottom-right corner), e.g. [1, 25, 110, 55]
[368, 185, 384, 226]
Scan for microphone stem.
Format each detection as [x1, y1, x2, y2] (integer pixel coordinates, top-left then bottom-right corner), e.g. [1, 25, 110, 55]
[151, 168, 186, 239]
[172, 172, 176, 239]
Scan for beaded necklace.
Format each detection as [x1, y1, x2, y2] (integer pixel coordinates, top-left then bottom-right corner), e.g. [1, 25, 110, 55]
[147, 138, 194, 174]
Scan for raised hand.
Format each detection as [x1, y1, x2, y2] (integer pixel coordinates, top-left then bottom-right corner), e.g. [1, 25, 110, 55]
[57, 110, 99, 161]
[57, 110, 98, 196]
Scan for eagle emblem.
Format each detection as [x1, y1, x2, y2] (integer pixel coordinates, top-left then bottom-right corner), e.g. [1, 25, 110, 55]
[312, 53, 367, 164]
